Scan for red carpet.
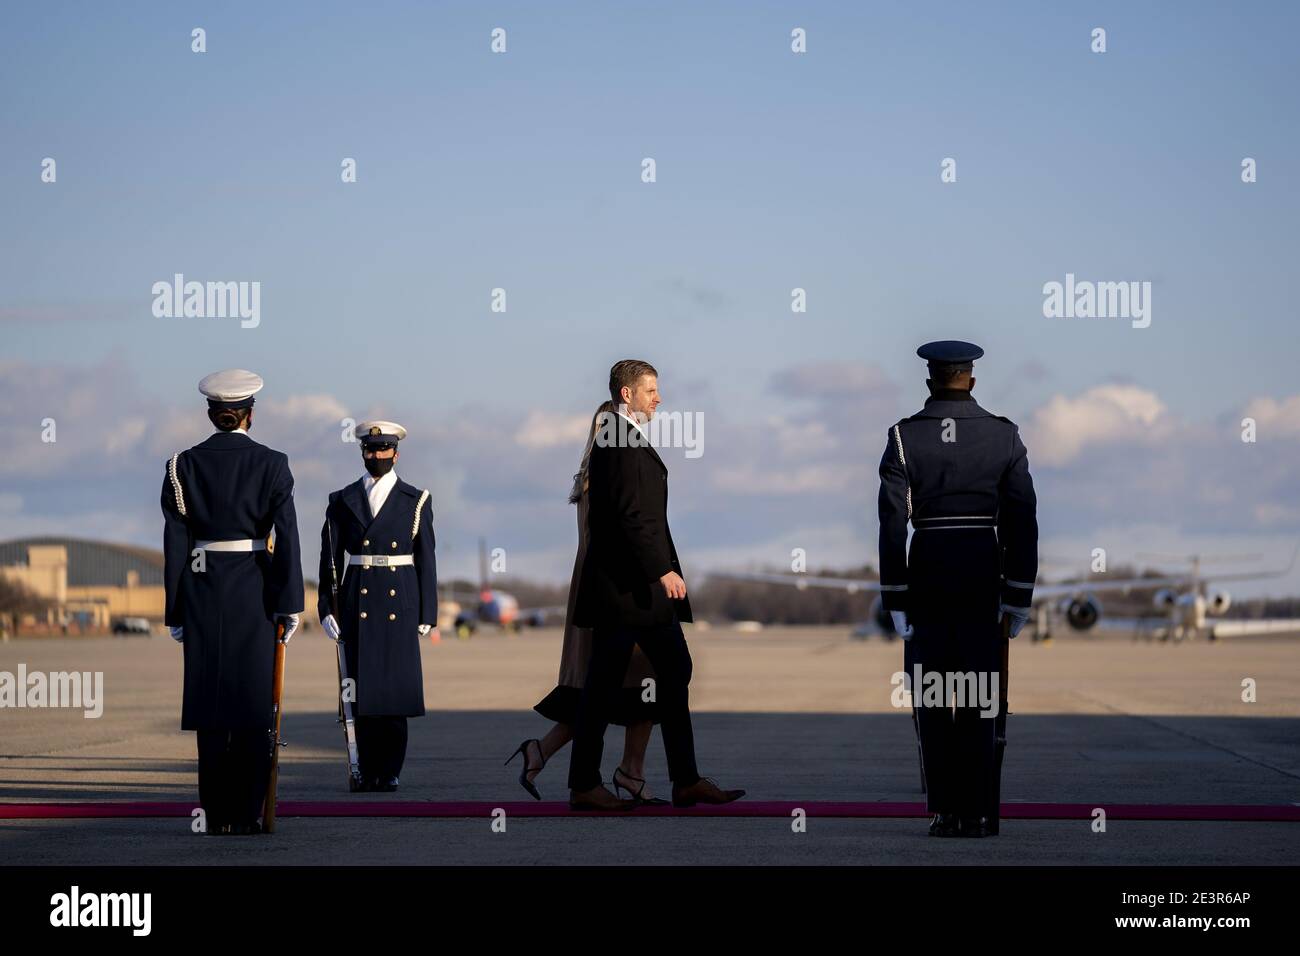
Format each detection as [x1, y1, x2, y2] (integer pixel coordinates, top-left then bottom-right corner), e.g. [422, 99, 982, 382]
[2, 800, 1298, 821]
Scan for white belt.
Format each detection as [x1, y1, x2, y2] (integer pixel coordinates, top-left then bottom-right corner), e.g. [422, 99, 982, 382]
[348, 554, 414, 567]
[913, 515, 997, 531]
[195, 539, 266, 552]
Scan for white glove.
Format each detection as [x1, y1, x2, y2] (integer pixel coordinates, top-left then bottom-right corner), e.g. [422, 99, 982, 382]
[999, 604, 1030, 638]
[276, 614, 300, 644]
[322, 614, 341, 642]
[890, 610, 914, 641]
[169, 626, 184, 642]
[417, 623, 432, 637]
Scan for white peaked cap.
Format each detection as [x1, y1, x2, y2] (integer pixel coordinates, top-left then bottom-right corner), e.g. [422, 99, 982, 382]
[198, 369, 264, 403]
[354, 420, 408, 443]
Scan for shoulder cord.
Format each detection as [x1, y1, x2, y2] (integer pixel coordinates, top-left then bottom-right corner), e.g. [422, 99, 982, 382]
[411, 489, 430, 538]
[168, 452, 187, 517]
[892, 425, 912, 520]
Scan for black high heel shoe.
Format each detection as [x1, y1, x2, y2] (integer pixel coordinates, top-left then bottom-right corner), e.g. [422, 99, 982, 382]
[505, 738, 545, 800]
[612, 766, 669, 806]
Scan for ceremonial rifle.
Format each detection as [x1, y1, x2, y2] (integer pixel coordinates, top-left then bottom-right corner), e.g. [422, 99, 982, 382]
[990, 613, 1012, 835]
[328, 520, 366, 791]
[262, 620, 288, 833]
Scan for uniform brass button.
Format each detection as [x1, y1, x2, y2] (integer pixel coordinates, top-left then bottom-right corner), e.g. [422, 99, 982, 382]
[389, 589, 396, 597]
[360, 588, 368, 595]
[391, 541, 397, 548]
[388, 613, 396, 621]
[390, 566, 397, 572]
[360, 612, 368, 619]
[363, 539, 370, 547]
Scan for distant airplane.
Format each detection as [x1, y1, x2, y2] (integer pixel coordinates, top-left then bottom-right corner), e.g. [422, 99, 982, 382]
[710, 544, 1300, 642]
[1078, 548, 1300, 642]
[442, 538, 564, 638]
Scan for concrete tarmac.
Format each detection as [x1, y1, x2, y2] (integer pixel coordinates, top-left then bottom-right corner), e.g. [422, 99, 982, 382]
[1, 626, 1297, 865]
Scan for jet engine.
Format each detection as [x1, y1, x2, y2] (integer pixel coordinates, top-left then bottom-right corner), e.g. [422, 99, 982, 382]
[1065, 596, 1100, 630]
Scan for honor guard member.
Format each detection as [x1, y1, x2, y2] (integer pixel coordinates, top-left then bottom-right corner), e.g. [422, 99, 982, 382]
[161, 370, 303, 836]
[318, 421, 437, 792]
[877, 341, 1038, 838]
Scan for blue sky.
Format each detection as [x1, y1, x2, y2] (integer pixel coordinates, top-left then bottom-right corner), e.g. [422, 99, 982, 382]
[3, 2, 1299, 596]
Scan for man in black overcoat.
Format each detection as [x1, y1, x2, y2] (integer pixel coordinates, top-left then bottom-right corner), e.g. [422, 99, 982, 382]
[568, 359, 744, 811]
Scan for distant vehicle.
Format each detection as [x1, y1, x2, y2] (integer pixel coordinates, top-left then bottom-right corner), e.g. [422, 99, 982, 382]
[448, 539, 563, 639]
[111, 617, 152, 636]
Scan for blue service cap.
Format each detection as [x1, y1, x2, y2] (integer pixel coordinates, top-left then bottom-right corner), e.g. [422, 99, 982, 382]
[917, 340, 983, 369]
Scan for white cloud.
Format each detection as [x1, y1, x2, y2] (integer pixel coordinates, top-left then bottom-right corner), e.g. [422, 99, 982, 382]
[711, 462, 857, 496]
[767, 417, 838, 457]
[1242, 394, 1300, 438]
[104, 417, 148, 455]
[512, 410, 592, 449]
[273, 393, 350, 424]
[1027, 383, 1169, 467]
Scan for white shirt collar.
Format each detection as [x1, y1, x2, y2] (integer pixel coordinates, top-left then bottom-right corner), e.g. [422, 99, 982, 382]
[362, 470, 397, 493]
[617, 410, 648, 436]
[362, 470, 398, 518]
[214, 427, 250, 437]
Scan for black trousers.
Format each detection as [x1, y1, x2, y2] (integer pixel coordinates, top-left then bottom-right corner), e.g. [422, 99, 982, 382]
[907, 528, 1004, 819]
[197, 728, 272, 827]
[910, 613, 1001, 818]
[356, 716, 408, 781]
[568, 618, 699, 791]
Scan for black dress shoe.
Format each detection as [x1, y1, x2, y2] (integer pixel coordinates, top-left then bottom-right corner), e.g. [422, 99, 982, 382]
[348, 772, 369, 793]
[569, 784, 636, 811]
[670, 777, 745, 808]
[206, 822, 232, 836]
[375, 776, 399, 792]
[229, 821, 263, 835]
[928, 813, 960, 837]
[959, 816, 992, 838]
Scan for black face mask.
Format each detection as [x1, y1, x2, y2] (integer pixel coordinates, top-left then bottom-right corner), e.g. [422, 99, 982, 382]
[364, 455, 395, 478]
